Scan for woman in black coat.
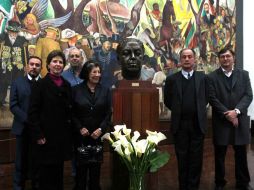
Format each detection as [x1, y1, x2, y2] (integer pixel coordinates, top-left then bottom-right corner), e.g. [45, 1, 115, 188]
[72, 60, 112, 190]
[27, 50, 73, 190]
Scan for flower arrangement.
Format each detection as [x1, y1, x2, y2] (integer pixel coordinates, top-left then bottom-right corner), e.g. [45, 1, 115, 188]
[101, 124, 170, 190]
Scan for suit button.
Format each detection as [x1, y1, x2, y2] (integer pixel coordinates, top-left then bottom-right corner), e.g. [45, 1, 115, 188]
[67, 119, 71, 123]
[68, 105, 72, 109]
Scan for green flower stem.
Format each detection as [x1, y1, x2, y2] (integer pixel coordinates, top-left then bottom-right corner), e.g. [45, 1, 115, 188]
[129, 171, 145, 190]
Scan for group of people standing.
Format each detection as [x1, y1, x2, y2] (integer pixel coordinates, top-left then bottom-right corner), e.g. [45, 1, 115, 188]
[10, 37, 145, 190]
[10, 47, 112, 190]
[8, 30, 253, 190]
[164, 47, 253, 190]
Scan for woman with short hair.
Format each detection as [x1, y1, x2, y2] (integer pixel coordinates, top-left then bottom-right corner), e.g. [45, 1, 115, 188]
[27, 50, 73, 190]
[72, 60, 112, 190]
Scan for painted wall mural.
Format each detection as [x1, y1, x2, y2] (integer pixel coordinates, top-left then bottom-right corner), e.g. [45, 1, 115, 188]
[0, 0, 238, 126]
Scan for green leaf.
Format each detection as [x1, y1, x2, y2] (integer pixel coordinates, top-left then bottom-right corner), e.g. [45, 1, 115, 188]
[149, 151, 170, 173]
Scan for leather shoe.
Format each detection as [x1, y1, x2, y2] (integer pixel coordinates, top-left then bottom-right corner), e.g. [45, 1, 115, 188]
[214, 186, 224, 190]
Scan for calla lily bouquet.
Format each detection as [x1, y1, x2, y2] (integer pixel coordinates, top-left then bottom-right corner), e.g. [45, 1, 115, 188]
[101, 124, 170, 187]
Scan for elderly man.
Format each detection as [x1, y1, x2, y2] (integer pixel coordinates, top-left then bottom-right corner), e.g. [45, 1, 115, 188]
[0, 20, 28, 108]
[10, 56, 42, 190]
[164, 48, 208, 190]
[62, 47, 84, 87]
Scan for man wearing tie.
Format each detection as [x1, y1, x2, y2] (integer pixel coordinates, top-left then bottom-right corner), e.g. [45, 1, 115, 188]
[208, 48, 253, 190]
[164, 48, 208, 190]
[10, 56, 42, 190]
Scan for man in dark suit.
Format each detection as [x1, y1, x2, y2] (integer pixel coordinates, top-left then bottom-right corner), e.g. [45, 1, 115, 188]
[207, 48, 253, 190]
[202, 2, 215, 27]
[164, 48, 208, 190]
[10, 56, 42, 190]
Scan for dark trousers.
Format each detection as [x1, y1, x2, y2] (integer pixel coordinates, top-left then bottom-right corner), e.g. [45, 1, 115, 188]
[214, 145, 250, 188]
[74, 163, 101, 190]
[13, 129, 39, 190]
[174, 119, 204, 190]
[38, 162, 64, 190]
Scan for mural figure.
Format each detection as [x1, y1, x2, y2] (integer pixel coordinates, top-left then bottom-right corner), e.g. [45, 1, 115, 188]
[34, 26, 61, 77]
[18, 0, 72, 41]
[0, 20, 28, 108]
[0, 0, 239, 127]
[93, 35, 119, 88]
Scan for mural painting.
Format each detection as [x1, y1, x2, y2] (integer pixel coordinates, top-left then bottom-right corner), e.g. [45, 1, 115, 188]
[0, 0, 238, 127]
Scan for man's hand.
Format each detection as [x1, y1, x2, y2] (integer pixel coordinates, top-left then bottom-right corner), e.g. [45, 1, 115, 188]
[231, 117, 239, 128]
[224, 110, 238, 120]
[224, 110, 239, 127]
[37, 138, 46, 145]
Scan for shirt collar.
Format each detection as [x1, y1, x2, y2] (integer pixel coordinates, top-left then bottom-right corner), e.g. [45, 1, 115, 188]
[221, 67, 233, 77]
[27, 74, 40, 81]
[181, 70, 194, 79]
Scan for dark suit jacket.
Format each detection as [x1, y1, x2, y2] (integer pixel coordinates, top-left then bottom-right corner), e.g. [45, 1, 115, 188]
[27, 74, 73, 164]
[202, 14, 216, 26]
[10, 76, 32, 135]
[72, 82, 112, 145]
[208, 68, 253, 145]
[164, 71, 208, 134]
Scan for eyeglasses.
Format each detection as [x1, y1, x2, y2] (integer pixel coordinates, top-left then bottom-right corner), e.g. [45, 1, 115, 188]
[70, 54, 80, 58]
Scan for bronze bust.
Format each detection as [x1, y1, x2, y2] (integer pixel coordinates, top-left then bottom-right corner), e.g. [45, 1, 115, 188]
[116, 38, 144, 80]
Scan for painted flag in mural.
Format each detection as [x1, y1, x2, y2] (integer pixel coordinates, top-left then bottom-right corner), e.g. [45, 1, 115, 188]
[184, 0, 202, 48]
[0, 0, 14, 34]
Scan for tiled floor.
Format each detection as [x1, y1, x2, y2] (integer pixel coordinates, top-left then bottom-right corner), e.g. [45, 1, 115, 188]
[1, 138, 254, 190]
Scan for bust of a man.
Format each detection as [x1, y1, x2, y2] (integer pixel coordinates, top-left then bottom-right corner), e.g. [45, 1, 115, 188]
[116, 37, 144, 80]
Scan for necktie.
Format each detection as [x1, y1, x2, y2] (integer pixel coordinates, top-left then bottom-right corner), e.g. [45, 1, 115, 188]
[187, 72, 191, 79]
[32, 78, 36, 82]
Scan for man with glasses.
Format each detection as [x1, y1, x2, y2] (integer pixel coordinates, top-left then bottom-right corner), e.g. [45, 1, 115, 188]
[208, 47, 253, 190]
[62, 47, 84, 87]
[10, 56, 42, 190]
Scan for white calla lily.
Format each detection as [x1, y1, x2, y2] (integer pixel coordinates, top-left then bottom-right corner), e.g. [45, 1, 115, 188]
[114, 144, 124, 156]
[111, 130, 122, 140]
[114, 124, 126, 132]
[123, 127, 131, 137]
[112, 140, 122, 148]
[146, 130, 167, 145]
[134, 139, 148, 157]
[131, 131, 140, 143]
[101, 125, 169, 177]
[119, 135, 130, 148]
[124, 147, 132, 162]
[101, 133, 113, 143]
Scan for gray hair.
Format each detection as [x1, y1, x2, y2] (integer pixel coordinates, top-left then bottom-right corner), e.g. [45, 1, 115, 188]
[67, 47, 86, 61]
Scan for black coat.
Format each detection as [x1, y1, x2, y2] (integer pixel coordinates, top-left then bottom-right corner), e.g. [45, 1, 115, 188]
[72, 82, 112, 145]
[208, 68, 253, 145]
[27, 74, 73, 164]
[10, 76, 35, 135]
[164, 71, 208, 134]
